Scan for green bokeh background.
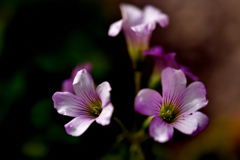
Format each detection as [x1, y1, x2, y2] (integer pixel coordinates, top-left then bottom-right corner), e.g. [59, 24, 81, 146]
[0, 0, 134, 159]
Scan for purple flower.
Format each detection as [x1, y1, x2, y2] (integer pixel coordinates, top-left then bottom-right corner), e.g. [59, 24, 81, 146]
[135, 67, 209, 143]
[144, 46, 198, 87]
[108, 3, 169, 66]
[53, 69, 114, 136]
[62, 63, 92, 94]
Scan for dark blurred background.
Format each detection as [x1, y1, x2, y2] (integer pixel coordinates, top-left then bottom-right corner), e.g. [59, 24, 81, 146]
[1, 0, 240, 159]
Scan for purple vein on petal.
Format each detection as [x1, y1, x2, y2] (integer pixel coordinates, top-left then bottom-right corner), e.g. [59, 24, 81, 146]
[52, 92, 92, 117]
[73, 69, 100, 105]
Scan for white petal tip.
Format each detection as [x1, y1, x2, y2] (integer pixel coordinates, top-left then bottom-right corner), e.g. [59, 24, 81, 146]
[108, 20, 123, 37]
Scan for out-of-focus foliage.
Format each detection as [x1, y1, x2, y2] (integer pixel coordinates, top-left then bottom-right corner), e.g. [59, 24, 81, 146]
[0, 0, 116, 159]
[0, 70, 26, 123]
[22, 135, 49, 159]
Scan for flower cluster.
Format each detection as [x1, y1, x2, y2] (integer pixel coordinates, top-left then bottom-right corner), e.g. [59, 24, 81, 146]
[108, 3, 169, 68]
[52, 3, 209, 146]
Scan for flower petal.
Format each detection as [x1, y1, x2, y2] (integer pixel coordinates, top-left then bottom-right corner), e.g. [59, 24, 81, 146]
[120, 3, 143, 26]
[191, 112, 209, 136]
[73, 69, 99, 104]
[135, 89, 162, 116]
[64, 116, 95, 136]
[108, 20, 123, 37]
[180, 65, 198, 81]
[71, 63, 92, 78]
[131, 24, 149, 37]
[52, 92, 89, 117]
[143, 46, 164, 56]
[156, 13, 169, 28]
[161, 67, 186, 104]
[143, 5, 169, 28]
[163, 53, 179, 69]
[178, 81, 208, 114]
[149, 116, 174, 143]
[96, 81, 111, 108]
[96, 103, 114, 126]
[62, 79, 74, 94]
[172, 113, 198, 135]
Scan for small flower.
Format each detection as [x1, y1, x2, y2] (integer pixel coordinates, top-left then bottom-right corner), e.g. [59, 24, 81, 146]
[144, 46, 198, 88]
[135, 67, 209, 143]
[108, 3, 169, 68]
[53, 69, 114, 136]
[62, 63, 92, 93]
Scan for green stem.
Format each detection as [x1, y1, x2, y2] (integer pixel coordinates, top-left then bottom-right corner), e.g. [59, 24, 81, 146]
[114, 116, 128, 136]
[130, 142, 145, 160]
[133, 71, 141, 132]
[141, 116, 154, 131]
[134, 71, 141, 95]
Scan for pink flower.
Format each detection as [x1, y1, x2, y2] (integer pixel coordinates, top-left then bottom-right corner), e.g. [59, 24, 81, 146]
[108, 3, 169, 67]
[135, 67, 209, 143]
[144, 46, 198, 81]
[53, 69, 114, 136]
[62, 63, 92, 94]
[144, 46, 198, 88]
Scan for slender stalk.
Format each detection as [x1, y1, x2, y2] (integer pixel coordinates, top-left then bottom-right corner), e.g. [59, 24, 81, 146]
[129, 51, 146, 160]
[134, 71, 141, 95]
[133, 70, 141, 130]
[114, 116, 128, 136]
[141, 116, 154, 131]
[130, 143, 145, 160]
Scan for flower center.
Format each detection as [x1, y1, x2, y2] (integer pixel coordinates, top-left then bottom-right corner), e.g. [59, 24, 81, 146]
[89, 100, 102, 118]
[159, 104, 179, 123]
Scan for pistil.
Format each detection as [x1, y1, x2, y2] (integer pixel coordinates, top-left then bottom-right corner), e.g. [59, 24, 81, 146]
[159, 104, 179, 123]
[89, 101, 102, 117]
